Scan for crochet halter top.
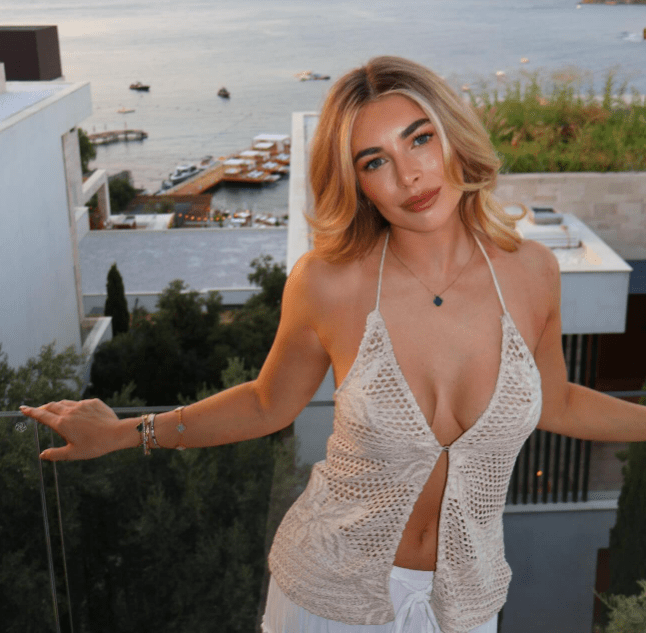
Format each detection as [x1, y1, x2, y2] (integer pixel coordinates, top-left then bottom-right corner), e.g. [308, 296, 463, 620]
[268, 233, 542, 633]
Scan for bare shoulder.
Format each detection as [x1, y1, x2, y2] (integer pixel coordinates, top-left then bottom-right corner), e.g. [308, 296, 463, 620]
[286, 249, 369, 319]
[513, 238, 560, 304]
[480, 235, 560, 347]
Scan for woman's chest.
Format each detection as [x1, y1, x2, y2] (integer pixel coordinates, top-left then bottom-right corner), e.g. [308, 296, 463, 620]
[324, 255, 544, 445]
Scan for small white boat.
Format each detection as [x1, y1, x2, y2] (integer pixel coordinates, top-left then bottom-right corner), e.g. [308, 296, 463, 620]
[117, 106, 135, 114]
[168, 164, 204, 185]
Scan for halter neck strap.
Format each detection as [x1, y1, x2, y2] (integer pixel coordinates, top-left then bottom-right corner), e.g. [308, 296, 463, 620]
[375, 231, 508, 315]
[473, 233, 508, 314]
[376, 232, 389, 311]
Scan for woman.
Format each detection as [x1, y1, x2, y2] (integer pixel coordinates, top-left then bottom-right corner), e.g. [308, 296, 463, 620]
[20, 57, 646, 633]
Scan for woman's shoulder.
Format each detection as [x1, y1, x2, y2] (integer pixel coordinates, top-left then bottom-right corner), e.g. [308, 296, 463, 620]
[483, 232, 558, 284]
[486, 234, 560, 315]
[287, 248, 375, 314]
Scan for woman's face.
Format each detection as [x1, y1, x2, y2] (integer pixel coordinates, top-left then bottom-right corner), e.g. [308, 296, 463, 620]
[351, 94, 463, 234]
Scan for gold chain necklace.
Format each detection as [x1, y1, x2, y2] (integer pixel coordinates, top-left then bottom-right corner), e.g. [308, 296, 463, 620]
[388, 234, 477, 307]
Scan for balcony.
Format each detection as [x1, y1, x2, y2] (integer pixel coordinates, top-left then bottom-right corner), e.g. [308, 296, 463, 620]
[2, 380, 644, 633]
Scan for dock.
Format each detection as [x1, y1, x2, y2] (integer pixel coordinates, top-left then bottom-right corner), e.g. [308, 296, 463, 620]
[164, 163, 226, 195]
[88, 129, 148, 145]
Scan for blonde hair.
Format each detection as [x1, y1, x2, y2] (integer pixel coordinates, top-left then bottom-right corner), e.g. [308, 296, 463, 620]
[307, 56, 524, 263]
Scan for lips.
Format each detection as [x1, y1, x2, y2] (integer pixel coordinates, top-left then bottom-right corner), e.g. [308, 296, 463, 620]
[403, 187, 441, 212]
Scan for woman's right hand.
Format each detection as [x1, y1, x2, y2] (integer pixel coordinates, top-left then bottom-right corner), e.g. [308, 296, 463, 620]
[19, 399, 128, 461]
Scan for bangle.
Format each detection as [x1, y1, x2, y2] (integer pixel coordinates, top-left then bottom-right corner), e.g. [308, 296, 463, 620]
[175, 406, 186, 451]
[136, 414, 151, 456]
[149, 413, 160, 449]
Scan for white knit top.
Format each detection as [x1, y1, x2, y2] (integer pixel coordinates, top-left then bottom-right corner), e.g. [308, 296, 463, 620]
[268, 233, 542, 633]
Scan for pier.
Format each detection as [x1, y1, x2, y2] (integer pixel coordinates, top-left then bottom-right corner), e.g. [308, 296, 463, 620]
[88, 129, 148, 145]
[164, 163, 226, 195]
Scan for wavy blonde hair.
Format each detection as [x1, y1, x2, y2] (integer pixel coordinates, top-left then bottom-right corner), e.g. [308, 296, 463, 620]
[307, 56, 524, 263]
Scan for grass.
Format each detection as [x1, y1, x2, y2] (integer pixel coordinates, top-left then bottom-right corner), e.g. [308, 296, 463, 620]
[471, 69, 646, 173]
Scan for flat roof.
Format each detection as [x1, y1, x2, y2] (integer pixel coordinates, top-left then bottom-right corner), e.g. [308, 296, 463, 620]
[0, 78, 89, 129]
[0, 83, 62, 124]
[79, 227, 287, 294]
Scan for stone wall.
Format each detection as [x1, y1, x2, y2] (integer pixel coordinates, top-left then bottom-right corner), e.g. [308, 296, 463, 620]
[496, 172, 646, 260]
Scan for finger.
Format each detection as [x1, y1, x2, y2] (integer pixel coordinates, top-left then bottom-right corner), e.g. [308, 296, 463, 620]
[42, 401, 70, 413]
[40, 444, 73, 462]
[19, 405, 61, 430]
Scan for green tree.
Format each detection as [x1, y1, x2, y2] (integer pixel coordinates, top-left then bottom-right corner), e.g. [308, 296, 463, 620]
[87, 256, 285, 407]
[104, 263, 130, 336]
[77, 128, 96, 174]
[108, 175, 138, 213]
[608, 383, 646, 599]
[0, 342, 82, 410]
[0, 343, 82, 632]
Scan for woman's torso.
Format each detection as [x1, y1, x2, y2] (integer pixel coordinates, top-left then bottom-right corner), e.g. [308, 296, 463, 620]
[311, 229, 548, 571]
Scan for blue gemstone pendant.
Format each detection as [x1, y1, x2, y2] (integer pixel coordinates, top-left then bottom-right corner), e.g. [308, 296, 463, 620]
[433, 295, 443, 307]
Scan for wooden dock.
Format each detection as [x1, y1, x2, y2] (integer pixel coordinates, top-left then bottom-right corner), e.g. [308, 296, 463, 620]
[165, 163, 226, 195]
[88, 129, 148, 145]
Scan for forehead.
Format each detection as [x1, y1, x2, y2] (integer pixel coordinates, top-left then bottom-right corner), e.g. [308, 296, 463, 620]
[351, 94, 428, 151]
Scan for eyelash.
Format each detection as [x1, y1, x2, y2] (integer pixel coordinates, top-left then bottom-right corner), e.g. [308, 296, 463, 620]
[361, 131, 434, 172]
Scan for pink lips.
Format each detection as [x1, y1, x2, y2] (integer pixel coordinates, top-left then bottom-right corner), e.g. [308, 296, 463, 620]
[403, 187, 441, 212]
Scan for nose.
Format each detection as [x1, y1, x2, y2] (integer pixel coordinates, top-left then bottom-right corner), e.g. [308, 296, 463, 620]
[396, 155, 421, 188]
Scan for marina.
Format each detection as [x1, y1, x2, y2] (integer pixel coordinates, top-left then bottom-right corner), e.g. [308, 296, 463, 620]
[161, 133, 290, 195]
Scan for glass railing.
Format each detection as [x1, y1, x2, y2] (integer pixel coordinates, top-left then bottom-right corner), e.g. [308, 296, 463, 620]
[0, 406, 281, 633]
[1, 390, 642, 631]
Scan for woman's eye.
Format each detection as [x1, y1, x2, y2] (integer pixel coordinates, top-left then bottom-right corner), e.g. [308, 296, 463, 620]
[363, 157, 385, 171]
[413, 132, 433, 146]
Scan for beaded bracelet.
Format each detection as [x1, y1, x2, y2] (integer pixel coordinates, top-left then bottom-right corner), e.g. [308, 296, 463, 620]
[136, 414, 151, 456]
[175, 406, 186, 451]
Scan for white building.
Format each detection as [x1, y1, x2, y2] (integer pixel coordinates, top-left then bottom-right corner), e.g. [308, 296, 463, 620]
[0, 62, 110, 377]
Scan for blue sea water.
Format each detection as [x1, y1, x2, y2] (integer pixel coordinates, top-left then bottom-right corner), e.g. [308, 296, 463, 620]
[3, 0, 646, 211]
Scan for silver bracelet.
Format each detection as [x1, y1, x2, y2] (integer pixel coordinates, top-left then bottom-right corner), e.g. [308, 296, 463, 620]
[149, 413, 160, 449]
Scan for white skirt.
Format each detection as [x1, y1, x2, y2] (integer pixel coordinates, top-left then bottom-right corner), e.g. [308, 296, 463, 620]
[262, 566, 498, 633]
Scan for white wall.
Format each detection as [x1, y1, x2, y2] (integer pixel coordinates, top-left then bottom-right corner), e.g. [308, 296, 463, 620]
[0, 81, 92, 368]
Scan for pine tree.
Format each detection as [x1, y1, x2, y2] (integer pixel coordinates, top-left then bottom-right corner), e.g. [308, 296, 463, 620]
[104, 263, 130, 336]
[607, 383, 646, 598]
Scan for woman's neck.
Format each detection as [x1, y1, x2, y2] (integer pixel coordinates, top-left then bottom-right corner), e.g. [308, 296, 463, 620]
[387, 218, 475, 280]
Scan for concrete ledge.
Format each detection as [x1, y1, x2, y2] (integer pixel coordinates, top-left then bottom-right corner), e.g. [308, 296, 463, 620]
[75, 205, 89, 242]
[83, 287, 261, 316]
[80, 316, 112, 390]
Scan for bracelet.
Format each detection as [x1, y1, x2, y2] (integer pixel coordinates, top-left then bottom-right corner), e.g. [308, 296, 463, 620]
[136, 414, 151, 456]
[149, 413, 160, 448]
[175, 406, 186, 451]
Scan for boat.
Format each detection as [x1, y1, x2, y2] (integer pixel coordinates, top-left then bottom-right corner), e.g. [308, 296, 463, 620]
[130, 81, 150, 91]
[117, 106, 135, 114]
[167, 164, 204, 186]
[218, 87, 230, 98]
[295, 71, 330, 82]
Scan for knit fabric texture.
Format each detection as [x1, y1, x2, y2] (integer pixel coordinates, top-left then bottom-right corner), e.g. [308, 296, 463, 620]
[268, 234, 543, 633]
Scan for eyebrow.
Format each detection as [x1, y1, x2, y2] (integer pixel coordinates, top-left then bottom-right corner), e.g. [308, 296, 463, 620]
[353, 118, 431, 164]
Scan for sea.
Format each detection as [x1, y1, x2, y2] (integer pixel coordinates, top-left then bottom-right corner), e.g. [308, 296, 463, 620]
[3, 0, 646, 214]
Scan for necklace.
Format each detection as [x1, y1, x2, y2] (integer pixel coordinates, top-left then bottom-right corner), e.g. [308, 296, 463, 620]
[388, 234, 477, 307]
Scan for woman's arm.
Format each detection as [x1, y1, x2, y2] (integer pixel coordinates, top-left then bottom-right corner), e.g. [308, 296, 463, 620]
[20, 253, 332, 460]
[533, 243, 646, 442]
